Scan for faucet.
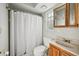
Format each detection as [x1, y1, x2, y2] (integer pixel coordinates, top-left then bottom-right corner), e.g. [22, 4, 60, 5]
[64, 39, 70, 43]
[56, 36, 71, 43]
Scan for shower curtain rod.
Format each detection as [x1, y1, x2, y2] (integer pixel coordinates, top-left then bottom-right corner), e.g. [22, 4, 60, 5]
[6, 4, 22, 12]
[6, 4, 27, 12]
[6, 6, 17, 12]
[6, 6, 42, 16]
[6, 4, 42, 16]
[6, 4, 12, 10]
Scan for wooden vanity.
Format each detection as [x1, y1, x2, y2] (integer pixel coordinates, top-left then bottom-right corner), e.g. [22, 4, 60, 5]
[48, 43, 75, 56]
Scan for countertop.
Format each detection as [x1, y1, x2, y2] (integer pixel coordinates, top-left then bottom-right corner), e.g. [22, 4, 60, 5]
[49, 41, 79, 56]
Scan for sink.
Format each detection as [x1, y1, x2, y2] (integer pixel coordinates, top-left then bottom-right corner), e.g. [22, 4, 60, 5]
[56, 40, 74, 48]
[55, 36, 79, 53]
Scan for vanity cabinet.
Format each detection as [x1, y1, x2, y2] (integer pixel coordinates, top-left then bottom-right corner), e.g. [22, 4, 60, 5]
[48, 44, 60, 56]
[48, 44, 75, 56]
[52, 46, 60, 56]
[48, 45, 53, 56]
[61, 52, 69, 56]
[61, 50, 73, 56]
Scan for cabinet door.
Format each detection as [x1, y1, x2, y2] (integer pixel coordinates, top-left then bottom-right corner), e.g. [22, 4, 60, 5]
[61, 50, 74, 56]
[52, 47, 60, 56]
[48, 46, 53, 56]
[61, 52, 70, 56]
[48, 44, 60, 56]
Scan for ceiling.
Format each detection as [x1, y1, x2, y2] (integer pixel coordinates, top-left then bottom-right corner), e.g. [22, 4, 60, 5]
[9, 3, 57, 15]
[25, 3, 38, 8]
[25, 3, 57, 14]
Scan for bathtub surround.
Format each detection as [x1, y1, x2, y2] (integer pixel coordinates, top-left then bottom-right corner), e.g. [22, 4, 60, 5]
[10, 10, 42, 56]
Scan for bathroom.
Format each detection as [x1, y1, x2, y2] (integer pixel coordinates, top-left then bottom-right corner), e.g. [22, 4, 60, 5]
[0, 3, 79, 56]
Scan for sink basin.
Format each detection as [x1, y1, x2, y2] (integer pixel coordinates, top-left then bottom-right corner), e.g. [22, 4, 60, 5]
[56, 40, 74, 48]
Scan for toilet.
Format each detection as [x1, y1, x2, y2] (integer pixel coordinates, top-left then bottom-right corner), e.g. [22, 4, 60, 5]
[34, 37, 53, 56]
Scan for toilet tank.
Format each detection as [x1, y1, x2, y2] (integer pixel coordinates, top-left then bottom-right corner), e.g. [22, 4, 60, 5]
[43, 37, 53, 47]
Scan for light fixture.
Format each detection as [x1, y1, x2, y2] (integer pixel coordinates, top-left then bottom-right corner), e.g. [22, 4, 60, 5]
[40, 5, 47, 9]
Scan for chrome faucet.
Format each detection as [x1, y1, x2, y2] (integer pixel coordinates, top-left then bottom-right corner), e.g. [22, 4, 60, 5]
[64, 39, 70, 43]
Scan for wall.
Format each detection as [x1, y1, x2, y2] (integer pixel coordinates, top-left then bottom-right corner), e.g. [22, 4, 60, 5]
[42, 4, 79, 41]
[0, 3, 8, 55]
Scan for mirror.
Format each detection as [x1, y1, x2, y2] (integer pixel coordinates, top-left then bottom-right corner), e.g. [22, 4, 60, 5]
[70, 3, 75, 26]
[54, 4, 66, 27]
[54, 3, 78, 27]
[70, 3, 79, 27]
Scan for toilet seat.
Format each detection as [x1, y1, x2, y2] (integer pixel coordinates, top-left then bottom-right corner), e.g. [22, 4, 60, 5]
[34, 37, 53, 56]
[34, 45, 47, 56]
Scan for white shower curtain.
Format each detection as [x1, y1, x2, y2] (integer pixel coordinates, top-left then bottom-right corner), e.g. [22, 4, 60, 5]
[10, 10, 42, 56]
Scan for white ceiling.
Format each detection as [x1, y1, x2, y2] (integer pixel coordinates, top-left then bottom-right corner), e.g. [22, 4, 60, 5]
[25, 3, 57, 14]
[9, 3, 57, 14]
[25, 3, 38, 8]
